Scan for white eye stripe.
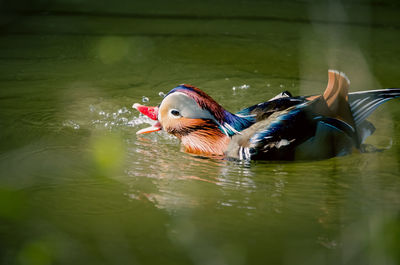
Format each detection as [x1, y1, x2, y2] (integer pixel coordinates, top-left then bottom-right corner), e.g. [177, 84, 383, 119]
[159, 92, 215, 121]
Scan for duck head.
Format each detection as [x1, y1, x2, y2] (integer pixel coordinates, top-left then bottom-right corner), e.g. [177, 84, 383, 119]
[134, 84, 253, 156]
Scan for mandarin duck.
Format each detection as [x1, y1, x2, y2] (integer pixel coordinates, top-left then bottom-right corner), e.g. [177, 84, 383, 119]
[134, 70, 400, 160]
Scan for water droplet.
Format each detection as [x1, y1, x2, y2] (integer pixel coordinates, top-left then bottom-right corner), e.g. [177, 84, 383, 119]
[233, 84, 250, 90]
[118, 107, 128, 114]
[142, 96, 149, 102]
[158, 92, 166, 98]
[62, 120, 80, 130]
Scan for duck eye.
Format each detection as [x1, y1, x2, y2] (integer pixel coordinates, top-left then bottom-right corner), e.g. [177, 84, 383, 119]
[170, 109, 180, 116]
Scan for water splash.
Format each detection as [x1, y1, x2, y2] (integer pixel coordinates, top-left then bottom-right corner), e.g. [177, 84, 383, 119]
[91, 105, 152, 130]
[62, 102, 155, 131]
[62, 120, 80, 130]
[232, 84, 250, 91]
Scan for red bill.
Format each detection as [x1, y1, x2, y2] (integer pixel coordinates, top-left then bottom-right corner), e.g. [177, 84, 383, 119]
[133, 103, 161, 134]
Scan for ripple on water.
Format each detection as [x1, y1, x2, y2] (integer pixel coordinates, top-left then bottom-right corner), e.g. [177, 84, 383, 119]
[18, 107, 59, 130]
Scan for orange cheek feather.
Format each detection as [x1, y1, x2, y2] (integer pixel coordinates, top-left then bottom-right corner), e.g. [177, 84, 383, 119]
[161, 117, 201, 136]
[162, 117, 229, 156]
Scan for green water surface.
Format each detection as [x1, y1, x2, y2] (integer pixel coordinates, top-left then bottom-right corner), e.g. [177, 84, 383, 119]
[1, 1, 400, 264]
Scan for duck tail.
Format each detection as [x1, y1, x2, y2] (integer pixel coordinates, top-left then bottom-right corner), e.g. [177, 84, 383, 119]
[322, 70, 355, 127]
[348, 88, 400, 126]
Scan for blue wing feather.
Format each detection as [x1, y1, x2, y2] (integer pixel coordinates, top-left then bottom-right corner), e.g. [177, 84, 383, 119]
[237, 101, 358, 160]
